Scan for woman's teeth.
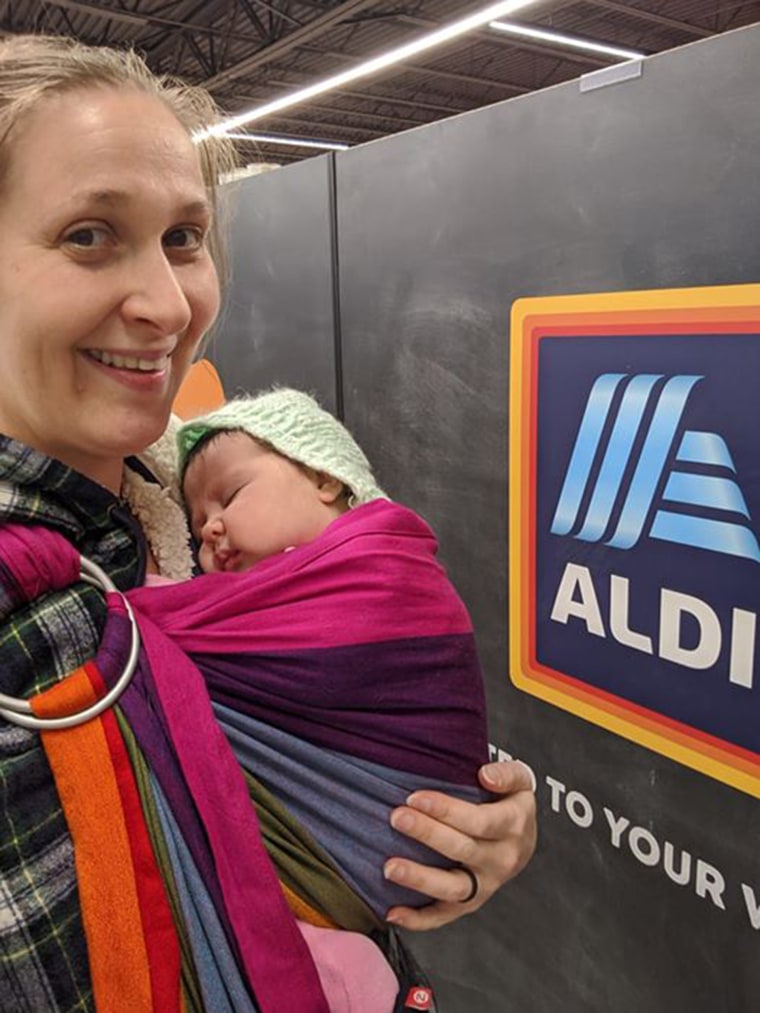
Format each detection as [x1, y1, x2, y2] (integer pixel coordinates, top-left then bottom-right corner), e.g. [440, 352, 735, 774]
[89, 349, 168, 371]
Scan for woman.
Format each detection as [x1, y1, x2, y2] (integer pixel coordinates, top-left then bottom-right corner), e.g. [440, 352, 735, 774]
[0, 34, 536, 1011]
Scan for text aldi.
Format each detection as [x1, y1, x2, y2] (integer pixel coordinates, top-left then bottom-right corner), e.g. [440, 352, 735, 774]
[510, 286, 760, 796]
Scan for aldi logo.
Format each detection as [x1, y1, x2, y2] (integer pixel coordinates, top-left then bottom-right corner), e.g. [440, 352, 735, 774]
[551, 372, 759, 561]
[509, 286, 760, 796]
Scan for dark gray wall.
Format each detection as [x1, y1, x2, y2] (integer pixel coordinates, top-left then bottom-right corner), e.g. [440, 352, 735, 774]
[211, 154, 338, 412]
[214, 24, 760, 1013]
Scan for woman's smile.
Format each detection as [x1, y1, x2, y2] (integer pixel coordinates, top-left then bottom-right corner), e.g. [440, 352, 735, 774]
[86, 348, 172, 372]
[84, 346, 174, 391]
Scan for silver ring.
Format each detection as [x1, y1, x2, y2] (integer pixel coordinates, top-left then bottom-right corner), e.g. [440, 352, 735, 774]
[0, 555, 140, 731]
[459, 866, 479, 904]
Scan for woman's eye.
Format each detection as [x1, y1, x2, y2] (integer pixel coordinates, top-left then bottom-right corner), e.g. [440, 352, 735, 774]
[63, 225, 112, 249]
[163, 226, 205, 251]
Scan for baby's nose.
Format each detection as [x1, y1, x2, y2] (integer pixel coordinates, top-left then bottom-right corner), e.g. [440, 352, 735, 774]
[201, 515, 223, 543]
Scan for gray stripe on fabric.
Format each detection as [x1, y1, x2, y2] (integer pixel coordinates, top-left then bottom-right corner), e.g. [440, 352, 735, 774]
[213, 704, 485, 918]
[151, 773, 258, 1013]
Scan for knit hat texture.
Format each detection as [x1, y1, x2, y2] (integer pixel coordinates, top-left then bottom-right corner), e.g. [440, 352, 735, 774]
[177, 388, 387, 506]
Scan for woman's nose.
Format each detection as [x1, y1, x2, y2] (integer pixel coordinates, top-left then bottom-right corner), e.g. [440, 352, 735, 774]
[121, 248, 193, 337]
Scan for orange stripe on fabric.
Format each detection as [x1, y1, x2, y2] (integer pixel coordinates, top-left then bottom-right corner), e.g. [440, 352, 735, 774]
[92, 665, 181, 1011]
[281, 882, 338, 929]
[32, 666, 155, 1012]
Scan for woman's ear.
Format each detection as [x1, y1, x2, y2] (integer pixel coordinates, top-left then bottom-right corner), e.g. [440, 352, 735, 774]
[315, 472, 347, 505]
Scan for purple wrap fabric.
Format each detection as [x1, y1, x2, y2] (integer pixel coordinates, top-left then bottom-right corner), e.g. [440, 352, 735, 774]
[130, 499, 489, 785]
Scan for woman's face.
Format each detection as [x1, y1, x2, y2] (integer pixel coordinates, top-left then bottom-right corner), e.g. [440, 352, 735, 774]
[0, 86, 220, 490]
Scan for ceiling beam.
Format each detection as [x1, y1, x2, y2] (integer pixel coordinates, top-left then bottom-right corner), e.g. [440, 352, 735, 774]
[202, 0, 379, 91]
[141, 0, 254, 66]
[570, 0, 714, 39]
[250, 0, 303, 28]
[226, 91, 428, 128]
[395, 62, 530, 93]
[44, 0, 265, 46]
[381, 12, 610, 67]
[185, 31, 213, 78]
[43, 0, 149, 27]
[218, 0, 241, 68]
[295, 44, 532, 93]
[237, 0, 268, 40]
[237, 114, 381, 138]
[237, 76, 478, 116]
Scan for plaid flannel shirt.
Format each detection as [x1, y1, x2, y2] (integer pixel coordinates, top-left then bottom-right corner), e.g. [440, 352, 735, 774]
[0, 436, 149, 1012]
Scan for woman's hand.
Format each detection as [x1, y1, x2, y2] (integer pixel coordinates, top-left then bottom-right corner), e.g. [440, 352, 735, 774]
[384, 760, 537, 930]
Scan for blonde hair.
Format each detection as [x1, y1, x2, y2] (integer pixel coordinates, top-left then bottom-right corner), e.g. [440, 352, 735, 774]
[0, 34, 237, 282]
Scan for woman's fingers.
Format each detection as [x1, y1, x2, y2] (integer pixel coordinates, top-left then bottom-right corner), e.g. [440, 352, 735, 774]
[384, 858, 474, 904]
[395, 758, 538, 845]
[384, 862, 483, 931]
[384, 761, 538, 930]
[479, 759, 537, 795]
[391, 798, 484, 860]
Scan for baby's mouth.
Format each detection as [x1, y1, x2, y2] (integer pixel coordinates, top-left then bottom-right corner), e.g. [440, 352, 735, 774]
[214, 547, 241, 572]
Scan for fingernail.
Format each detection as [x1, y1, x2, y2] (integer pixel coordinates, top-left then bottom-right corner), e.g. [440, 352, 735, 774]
[384, 861, 400, 881]
[391, 809, 414, 832]
[406, 793, 433, 814]
[385, 912, 403, 926]
[480, 764, 500, 787]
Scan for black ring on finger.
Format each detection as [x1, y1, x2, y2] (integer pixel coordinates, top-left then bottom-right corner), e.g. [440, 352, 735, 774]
[459, 866, 479, 904]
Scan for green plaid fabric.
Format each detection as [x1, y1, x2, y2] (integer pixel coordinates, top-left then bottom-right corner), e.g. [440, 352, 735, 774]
[0, 436, 148, 1012]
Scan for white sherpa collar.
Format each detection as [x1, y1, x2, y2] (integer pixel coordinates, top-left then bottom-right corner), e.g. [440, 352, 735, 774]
[122, 415, 195, 582]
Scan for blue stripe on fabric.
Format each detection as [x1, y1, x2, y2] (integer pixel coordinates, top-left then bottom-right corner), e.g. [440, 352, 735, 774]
[213, 704, 486, 919]
[151, 774, 259, 1013]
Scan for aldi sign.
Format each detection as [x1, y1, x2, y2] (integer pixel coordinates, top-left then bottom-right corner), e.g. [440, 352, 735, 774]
[509, 286, 760, 796]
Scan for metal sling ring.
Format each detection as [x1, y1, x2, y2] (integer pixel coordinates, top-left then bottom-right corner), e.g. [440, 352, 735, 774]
[0, 555, 140, 731]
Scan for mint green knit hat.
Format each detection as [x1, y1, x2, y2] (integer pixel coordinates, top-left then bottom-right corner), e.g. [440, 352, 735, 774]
[177, 388, 387, 506]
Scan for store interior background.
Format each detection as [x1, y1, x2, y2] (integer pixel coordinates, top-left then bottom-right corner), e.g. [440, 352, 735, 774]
[12, 4, 760, 1010]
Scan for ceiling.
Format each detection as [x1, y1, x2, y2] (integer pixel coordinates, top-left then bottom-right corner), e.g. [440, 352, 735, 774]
[4, 1, 760, 164]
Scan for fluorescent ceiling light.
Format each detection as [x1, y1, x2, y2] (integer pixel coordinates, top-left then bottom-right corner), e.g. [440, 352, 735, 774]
[226, 131, 349, 151]
[490, 20, 644, 60]
[196, 1, 540, 140]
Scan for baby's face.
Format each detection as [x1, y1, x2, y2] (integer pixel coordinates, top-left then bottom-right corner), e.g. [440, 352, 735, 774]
[183, 431, 344, 573]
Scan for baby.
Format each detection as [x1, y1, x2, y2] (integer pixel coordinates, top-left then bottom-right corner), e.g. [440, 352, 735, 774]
[169, 390, 495, 1009]
[167, 385, 490, 892]
[167, 386, 491, 888]
[178, 391, 443, 1011]
[178, 388, 383, 575]
[141, 388, 491, 1011]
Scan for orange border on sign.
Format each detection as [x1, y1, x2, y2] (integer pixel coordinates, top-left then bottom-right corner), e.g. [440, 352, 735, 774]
[509, 284, 760, 797]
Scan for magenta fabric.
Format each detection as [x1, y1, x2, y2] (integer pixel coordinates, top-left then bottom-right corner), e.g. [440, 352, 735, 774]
[0, 523, 80, 610]
[130, 500, 489, 784]
[130, 500, 473, 650]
